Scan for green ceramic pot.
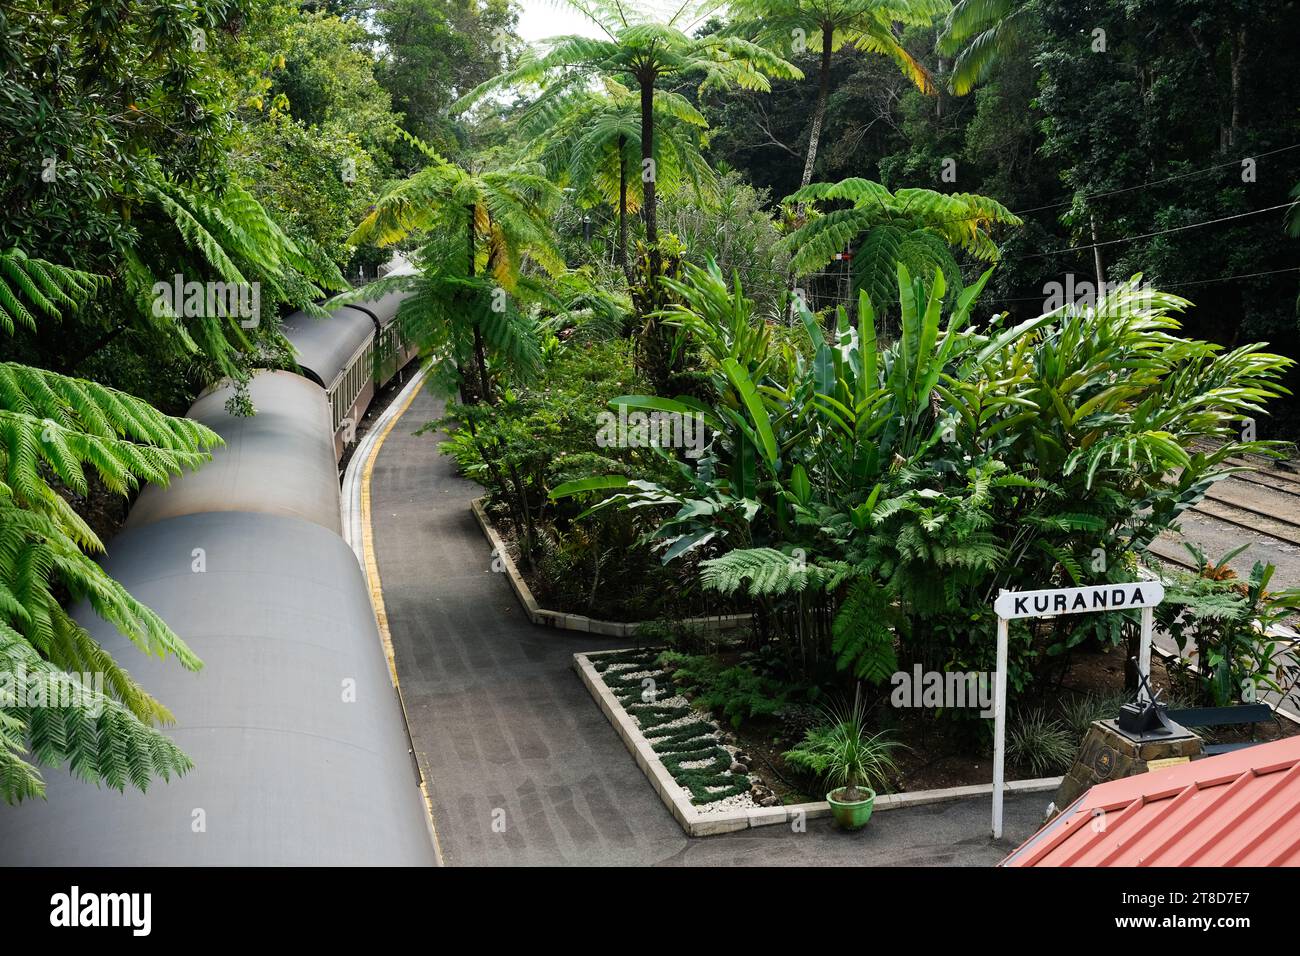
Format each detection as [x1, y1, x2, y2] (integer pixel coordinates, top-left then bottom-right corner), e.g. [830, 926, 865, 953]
[827, 786, 876, 830]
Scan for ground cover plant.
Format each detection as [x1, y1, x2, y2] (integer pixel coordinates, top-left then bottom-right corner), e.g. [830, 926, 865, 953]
[1157, 544, 1300, 709]
[588, 647, 758, 806]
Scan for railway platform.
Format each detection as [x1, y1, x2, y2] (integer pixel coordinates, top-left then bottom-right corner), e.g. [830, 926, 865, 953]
[363, 385, 1047, 865]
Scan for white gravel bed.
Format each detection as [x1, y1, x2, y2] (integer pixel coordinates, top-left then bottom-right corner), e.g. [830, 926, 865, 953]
[689, 790, 759, 815]
[676, 757, 715, 770]
[631, 700, 701, 735]
[615, 668, 658, 681]
[595, 657, 762, 813]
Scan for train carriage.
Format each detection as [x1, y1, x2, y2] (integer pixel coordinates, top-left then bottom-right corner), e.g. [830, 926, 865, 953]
[280, 289, 418, 459]
[0, 285, 433, 866]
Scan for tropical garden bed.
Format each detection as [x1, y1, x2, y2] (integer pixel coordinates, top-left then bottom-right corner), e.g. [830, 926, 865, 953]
[420, 233, 1300, 817]
[582, 632, 1300, 833]
[330, 3, 1300, 787]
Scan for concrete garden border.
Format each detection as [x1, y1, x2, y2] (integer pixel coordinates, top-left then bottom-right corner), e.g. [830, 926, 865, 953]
[574, 649, 1063, 838]
[471, 496, 750, 637]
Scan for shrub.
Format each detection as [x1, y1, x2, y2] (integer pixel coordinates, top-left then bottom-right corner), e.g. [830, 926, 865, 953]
[1059, 691, 1128, 742]
[659, 171, 790, 318]
[436, 338, 724, 619]
[556, 267, 1293, 710]
[658, 651, 790, 727]
[1007, 709, 1076, 776]
[783, 691, 903, 800]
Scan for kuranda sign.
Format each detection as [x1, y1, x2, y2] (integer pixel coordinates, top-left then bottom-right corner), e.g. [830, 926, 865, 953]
[994, 581, 1165, 620]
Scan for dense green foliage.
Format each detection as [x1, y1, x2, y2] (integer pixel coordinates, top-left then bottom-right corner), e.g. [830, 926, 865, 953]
[343, 148, 563, 402]
[1005, 707, 1074, 776]
[783, 175, 1020, 312]
[1, 251, 220, 801]
[556, 266, 1291, 703]
[0, 0, 508, 800]
[452, 0, 801, 314]
[659, 650, 792, 727]
[703, 0, 1300, 391]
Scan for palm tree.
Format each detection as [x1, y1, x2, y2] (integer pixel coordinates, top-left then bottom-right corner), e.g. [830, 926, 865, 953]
[454, 1, 800, 276]
[936, 0, 1035, 95]
[782, 177, 1020, 312]
[347, 149, 563, 404]
[522, 80, 717, 283]
[729, 0, 950, 194]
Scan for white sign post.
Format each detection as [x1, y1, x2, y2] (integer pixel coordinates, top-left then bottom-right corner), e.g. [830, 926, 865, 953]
[989, 581, 1164, 839]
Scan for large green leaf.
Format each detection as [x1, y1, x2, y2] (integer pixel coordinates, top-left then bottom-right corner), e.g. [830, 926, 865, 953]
[549, 475, 633, 499]
[721, 357, 779, 471]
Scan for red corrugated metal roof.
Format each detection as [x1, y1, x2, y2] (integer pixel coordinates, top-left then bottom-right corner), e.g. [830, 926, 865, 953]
[1002, 734, 1300, 867]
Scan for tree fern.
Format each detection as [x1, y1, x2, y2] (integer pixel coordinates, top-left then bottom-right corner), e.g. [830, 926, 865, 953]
[344, 155, 562, 401]
[831, 578, 898, 684]
[937, 0, 1035, 96]
[133, 167, 349, 383]
[783, 178, 1021, 313]
[701, 547, 832, 597]
[0, 248, 103, 334]
[1, 250, 219, 802]
[1, 621, 193, 802]
[452, 1, 799, 259]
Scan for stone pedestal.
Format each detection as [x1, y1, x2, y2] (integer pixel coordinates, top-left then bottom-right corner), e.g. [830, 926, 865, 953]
[1051, 719, 1203, 815]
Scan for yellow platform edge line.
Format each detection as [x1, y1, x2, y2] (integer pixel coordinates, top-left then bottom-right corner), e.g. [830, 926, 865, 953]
[358, 374, 446, 866]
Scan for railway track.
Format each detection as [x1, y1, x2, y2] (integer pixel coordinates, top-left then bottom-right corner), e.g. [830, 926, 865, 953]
[1220, 466, 1300, 499]
[1145, 539, 1198, 572]
[1165, 442, 1300, 554]
[1191, 440, 1300, 498]
[1190, 495, 1300, 548]
[1130, 442, 1300, 634]
[1140, 444, 1300, 574]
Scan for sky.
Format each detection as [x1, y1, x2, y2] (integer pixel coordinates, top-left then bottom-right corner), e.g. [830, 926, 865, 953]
[514, 1, 725, 44]
[515, 1, 613, 44]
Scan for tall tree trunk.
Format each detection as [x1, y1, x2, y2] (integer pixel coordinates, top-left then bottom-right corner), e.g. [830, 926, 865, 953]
[617, 133, 631, 285]
[936, 57, 946, 118]
[639, 75, 659, 274]
[472, 327, 491, 406]
[1228, 28, 1246, 149]
[467, 204, 492, 405]
[1089, 213, 1105, 290]
[787, 24, 835, 321]
[799, 24, 835, 192]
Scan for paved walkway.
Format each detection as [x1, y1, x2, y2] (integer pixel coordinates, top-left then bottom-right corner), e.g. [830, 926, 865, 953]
[369, 387, 1045, 866]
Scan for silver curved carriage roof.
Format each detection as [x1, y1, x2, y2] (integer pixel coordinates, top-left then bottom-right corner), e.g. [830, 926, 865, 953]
[0, 511, 436, 866]
[125, 370, 341, 535]
[346, 287, 411, 328]
[280, 304, 375, 388]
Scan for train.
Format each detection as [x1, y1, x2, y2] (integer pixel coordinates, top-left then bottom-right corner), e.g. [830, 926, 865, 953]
[0, 278, 437, 866]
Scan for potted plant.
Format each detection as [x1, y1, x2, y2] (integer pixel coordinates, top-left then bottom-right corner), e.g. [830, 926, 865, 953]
[783, 688, 902, 831]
